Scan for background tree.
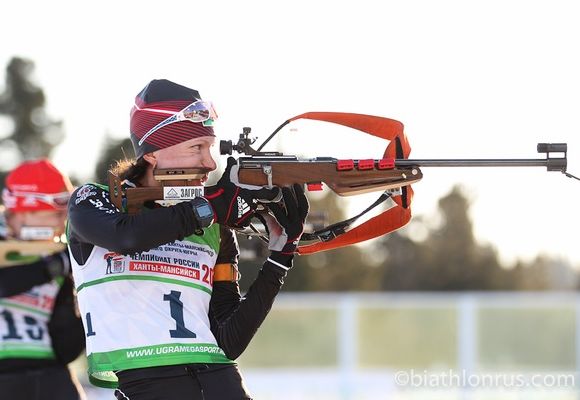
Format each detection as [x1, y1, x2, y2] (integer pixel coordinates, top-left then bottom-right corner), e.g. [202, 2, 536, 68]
[420, 186, 502, 290]
[377, 185, 505, 290]
[375, 185, 578, 291]
[0, 57, 63, 164]
[0, 57, 64, 193]
[511, 255, 578, 291]
[236, 184, 579, 292]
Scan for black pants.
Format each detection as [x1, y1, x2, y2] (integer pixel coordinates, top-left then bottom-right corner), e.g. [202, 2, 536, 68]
[114, 364, 252, 400]
[0, 365, 82, 400]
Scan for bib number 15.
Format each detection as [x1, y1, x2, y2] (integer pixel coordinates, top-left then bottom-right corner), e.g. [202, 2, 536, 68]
[1, 310, 43, 341]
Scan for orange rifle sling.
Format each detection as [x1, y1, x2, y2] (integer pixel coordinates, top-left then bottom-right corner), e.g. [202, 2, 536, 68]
[282, 112, 414, 254]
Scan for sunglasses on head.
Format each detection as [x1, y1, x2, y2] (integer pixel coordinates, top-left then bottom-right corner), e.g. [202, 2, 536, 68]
[9, 191, 71, 209]
[137, 100, 218, 146]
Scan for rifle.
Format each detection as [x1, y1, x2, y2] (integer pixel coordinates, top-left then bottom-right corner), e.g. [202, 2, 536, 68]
[222, 130, 570, 194]
[112, 112, 576, 254]
[221, 112, 576, 254]
[0, 241, 66, 267]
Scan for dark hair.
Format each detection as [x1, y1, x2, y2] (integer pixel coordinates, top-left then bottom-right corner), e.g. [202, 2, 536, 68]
[110, 158, 149, 184]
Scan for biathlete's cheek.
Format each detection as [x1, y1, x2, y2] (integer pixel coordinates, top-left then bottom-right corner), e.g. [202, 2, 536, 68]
[189, 154, 209, 170]
[165, 153, 203, 169]
[186, 149, 216, 171]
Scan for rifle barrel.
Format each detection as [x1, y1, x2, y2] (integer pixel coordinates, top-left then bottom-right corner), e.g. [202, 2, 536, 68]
[396, 158, 556, 168]
[240, 154, 567, 172]
[394, 142, 568, 171]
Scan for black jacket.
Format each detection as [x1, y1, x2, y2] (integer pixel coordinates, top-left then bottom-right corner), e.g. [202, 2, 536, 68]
[67, 183, 288, 361]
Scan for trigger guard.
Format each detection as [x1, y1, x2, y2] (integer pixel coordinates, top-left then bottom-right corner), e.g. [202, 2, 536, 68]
[256, 187, 283, 204]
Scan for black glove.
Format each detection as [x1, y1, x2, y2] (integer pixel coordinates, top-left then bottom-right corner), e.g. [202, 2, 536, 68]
[43, 250, 71, 279]
[204, 157, 281, 228]
[262, 184, 309, 265]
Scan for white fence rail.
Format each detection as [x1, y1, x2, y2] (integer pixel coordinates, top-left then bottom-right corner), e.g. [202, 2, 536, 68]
[84, 292, 580, 399]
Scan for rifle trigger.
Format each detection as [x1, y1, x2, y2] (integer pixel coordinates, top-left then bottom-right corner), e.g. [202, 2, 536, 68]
[262, 165, 273, 188]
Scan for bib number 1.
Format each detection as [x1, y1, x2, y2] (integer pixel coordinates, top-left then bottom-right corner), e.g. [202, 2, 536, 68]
[82, 290, 198, 339]
[164, 290, 197, 338]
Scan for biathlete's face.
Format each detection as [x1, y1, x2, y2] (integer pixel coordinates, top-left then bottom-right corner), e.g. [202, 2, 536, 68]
[145, 136, 217, 183]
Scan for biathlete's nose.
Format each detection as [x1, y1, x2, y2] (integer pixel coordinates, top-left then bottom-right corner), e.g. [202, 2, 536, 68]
[202, 153, 217, 172]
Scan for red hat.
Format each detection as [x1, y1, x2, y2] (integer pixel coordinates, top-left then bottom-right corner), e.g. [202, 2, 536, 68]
[2, 159, 73, 212]
[129, 79, 216, 159]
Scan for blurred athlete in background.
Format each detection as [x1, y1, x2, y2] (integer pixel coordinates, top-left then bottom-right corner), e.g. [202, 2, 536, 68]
[0, 159, 86, 400]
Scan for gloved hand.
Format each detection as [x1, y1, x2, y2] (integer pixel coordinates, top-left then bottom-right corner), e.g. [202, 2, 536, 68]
[204, 157, 281, 228]
[261, 184, 309, 262]
[43, 250, 71, 279]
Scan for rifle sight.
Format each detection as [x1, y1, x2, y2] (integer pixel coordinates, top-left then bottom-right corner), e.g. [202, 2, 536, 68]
[220, 127, 283, 156]
[220, 127, 257, 155]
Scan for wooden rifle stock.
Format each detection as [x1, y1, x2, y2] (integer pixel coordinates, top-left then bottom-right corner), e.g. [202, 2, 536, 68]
[235, 141, 571, 195]
[108, 168, 211, 214]
[237, 158, 423, 196]
[0, 241, 66, 268]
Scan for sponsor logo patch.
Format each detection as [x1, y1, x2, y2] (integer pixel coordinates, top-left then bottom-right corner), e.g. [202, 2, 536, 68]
[104, 252, 125, 274]
[163, 186, 204, 200]
[75, 185, 97, 205]
[237, 197, 251, 218]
